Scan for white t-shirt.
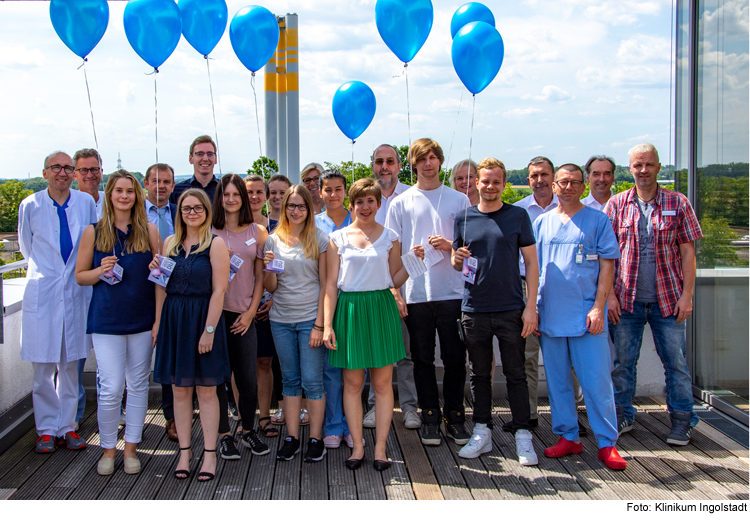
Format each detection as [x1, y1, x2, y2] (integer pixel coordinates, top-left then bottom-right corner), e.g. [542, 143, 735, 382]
[331, 227, 398, 292]
[386, 185, 470, 304]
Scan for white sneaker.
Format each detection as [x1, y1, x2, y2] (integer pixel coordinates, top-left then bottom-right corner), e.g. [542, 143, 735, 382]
[74, 421, 79, 432]
[515, 429, 538, 466]
[363, 408, 376, 429]
[458, 423, 492, 459]
[404, 410, 421, 429]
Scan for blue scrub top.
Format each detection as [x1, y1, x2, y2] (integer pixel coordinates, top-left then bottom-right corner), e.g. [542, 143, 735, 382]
[534, 206, 620, 338]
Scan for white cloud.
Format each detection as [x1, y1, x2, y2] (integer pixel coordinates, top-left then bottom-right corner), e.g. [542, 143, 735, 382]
[0, 45, 44, 69]
[617, 35, 671, 64]
[522, 85, 573, 102]
[503, 108, 543, 118]
[117, 81, 137, 105]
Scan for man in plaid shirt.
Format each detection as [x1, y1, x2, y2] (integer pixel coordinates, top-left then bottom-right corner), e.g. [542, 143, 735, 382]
[604, 143, 702, 446]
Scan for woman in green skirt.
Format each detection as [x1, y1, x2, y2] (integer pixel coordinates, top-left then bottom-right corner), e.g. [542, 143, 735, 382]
[323, 178, 424, 471]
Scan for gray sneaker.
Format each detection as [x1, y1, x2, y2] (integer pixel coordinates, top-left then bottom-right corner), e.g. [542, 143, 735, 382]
[404, 410, 421, 429]
[363, 408, 376, 428]
[61, 431, 86, 450]
[35, 435, 56, 454]
[666, 410, 692, 446]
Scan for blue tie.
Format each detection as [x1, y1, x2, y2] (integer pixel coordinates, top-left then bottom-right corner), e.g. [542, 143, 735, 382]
[53, 196, 73, 264]
[157, 207, 170, 243]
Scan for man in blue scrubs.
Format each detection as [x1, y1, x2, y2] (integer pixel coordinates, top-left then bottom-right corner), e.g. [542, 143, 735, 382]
[534, 163, 626, 470]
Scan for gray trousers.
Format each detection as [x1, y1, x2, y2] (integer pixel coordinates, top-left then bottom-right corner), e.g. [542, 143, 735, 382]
[368, 318, 418, 412]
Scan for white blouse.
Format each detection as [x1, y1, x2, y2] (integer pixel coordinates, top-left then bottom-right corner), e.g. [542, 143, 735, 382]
[331, 227, 399, 292]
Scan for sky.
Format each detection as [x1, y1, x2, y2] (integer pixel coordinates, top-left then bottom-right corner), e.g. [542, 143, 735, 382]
[1, 0, 683, 180]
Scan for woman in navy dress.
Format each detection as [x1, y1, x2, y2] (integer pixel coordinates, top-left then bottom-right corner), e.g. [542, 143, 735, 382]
[153, 189, 230, 482]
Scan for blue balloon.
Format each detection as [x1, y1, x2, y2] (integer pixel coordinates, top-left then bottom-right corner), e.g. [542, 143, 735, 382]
[332, 82, 376, 141]
[229, 6, 280, 73]
[450, 3, 495, 39]
[452, 22, 504, 95]
[124, 0, 182, 69]
[178, 0, 228, 57]
[375, 0, 433, 64]
[49, 0, 109, 59]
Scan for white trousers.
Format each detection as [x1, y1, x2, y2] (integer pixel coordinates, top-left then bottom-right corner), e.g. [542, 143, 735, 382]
[32, 337, 78, 437]
[92, 332, 153, 448]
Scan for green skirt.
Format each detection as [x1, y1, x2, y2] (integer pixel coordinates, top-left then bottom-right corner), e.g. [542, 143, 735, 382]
[328, 289, 406, 370]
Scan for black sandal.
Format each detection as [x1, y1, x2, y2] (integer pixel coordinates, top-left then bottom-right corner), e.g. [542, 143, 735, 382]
[259, 416, 280, 437]
[198, 449, 216, 482]
[174, 446, 192, 479]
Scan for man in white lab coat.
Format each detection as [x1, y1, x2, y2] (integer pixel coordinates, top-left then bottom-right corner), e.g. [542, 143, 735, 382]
[18, 151, 98, 453]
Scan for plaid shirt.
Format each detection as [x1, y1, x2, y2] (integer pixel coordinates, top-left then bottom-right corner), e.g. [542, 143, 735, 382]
[604, 186, 702, 316]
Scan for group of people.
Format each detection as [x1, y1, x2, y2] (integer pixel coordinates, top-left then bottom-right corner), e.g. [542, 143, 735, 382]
[18, 133, 701, 480]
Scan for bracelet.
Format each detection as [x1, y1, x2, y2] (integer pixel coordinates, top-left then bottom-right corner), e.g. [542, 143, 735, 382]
[312, 324, 324, 331]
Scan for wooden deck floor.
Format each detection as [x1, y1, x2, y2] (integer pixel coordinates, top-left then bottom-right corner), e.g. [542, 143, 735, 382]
[0, 397, 747, 500]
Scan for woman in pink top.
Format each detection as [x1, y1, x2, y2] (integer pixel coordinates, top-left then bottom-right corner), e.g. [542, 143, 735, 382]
[211, 174, 270, 457]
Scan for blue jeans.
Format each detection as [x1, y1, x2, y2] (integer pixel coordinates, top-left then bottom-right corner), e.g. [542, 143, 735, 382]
[270, 320, 325, 400]
[323, 350, 349, 437]
[610, 301, 698, 427]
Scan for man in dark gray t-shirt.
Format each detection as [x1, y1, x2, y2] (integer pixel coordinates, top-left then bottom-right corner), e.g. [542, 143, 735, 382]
[451, 157, 539, 465]
[635, 199, 657, 302]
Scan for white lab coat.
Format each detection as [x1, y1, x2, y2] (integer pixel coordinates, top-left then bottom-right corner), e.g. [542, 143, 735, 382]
[18, 189, 97, 363]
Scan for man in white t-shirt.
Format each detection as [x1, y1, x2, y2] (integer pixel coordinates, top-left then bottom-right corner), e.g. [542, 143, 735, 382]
[363, 144, 420, 430]
[386, 138, 471, 446]
[582, 155, 616, 212]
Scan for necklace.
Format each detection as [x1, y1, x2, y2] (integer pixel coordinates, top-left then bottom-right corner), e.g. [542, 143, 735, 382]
[359, 225, 377, 241]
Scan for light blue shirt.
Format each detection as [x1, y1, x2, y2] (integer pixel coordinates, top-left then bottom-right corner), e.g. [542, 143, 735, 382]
[315, 210, 352, 236]
[145, 199, 175, 237]
[534, 206, 620, 338]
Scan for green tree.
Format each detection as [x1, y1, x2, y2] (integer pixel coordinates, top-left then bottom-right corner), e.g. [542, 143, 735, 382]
[697, 216, 748, 268]
[501, 183, 521, 204]
[247, 157, 280, 179]
[0, 180, 33, 232]
[24, 177, 48, 193]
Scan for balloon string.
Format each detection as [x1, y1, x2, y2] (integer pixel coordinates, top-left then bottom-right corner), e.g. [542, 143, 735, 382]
[404, 63, 413, 186]
[444, 91, 464, 177]
[251, 72, 267, 179]
[154, 72, 158, 165]
[206, 56, 222, 175]
[462, 95, 476, 245]
[81, 60, 99, 152]
[351, 140, 355, 183]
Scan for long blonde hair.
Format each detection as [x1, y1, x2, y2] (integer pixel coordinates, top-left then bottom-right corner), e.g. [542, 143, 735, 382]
[164, 189, 213, 257]
[95, 170, 150, 254]
[275, 185, 319, 260]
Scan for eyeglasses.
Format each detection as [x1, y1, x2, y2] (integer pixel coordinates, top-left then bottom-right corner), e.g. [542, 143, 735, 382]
[286, 203, 308, 211]
[44, 165, 75, 174]
[302, 177, 320, 186]
[554, 180, 585, 189]
[181, 205, 205, 214]
[192, 151, 216, 158]
[75, 167, 101, 176]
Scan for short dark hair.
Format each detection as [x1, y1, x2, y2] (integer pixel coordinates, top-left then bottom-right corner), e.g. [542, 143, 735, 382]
[584, 155, 616, 176]
[244, 174, 268, 197]
[73, 148, 102, 166]
[527, 156, 554, 173]
[268, 174, 292, 188]
[145, 163, 175, 183]
[349, 178, 381, 205]
[189, 135, 216, 156]
[212, 174, 254, 228]
[320, 169, 347, 189]
[409, 138, 444, 174]
[371, 144, 400, 164]
[555, 164, 585, 181]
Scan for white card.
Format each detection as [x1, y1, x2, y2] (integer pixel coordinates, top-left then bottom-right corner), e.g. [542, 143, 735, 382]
[586, 254, 598, 261]
[245, 237, 256, 246]
[423, 244, 444, 268]
[662, 210, 676, 216]
[401, 250, 427, 278]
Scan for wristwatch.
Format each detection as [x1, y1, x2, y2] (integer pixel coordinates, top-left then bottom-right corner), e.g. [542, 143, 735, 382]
[205, 325, 215, 334]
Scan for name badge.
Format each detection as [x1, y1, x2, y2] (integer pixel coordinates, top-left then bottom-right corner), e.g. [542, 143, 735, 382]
[245, 238, 256, 246]
[228, 254, 244, 282]
[662, 210, 676, 216]
[265, 259, 285, 274]
[100, 263, 124, 285]
[462, 257, 478, 284]
[148, 256, 175, 287]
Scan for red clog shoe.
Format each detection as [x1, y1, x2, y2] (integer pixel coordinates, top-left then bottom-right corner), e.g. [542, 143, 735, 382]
[598, 446, 627, 470]
[543, 437, 583, 458]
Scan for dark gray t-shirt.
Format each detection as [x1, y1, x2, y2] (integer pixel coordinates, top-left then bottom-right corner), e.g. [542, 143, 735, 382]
[453, 203, 535, 312]
[635, 199, 658, 302]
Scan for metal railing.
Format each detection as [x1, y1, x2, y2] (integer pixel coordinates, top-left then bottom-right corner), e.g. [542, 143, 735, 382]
[0, 259, 27, 280]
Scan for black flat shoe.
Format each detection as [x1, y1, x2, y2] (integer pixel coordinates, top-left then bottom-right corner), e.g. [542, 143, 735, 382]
[373, 459, 391, 471]
[345, 457, 364, 470]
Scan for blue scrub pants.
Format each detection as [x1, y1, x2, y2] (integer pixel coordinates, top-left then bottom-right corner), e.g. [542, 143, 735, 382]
[540, 331, 618, 448]
[75, 358, 86, 422]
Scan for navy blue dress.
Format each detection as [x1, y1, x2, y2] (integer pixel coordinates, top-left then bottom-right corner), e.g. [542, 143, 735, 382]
[154, 236, 230, 387]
